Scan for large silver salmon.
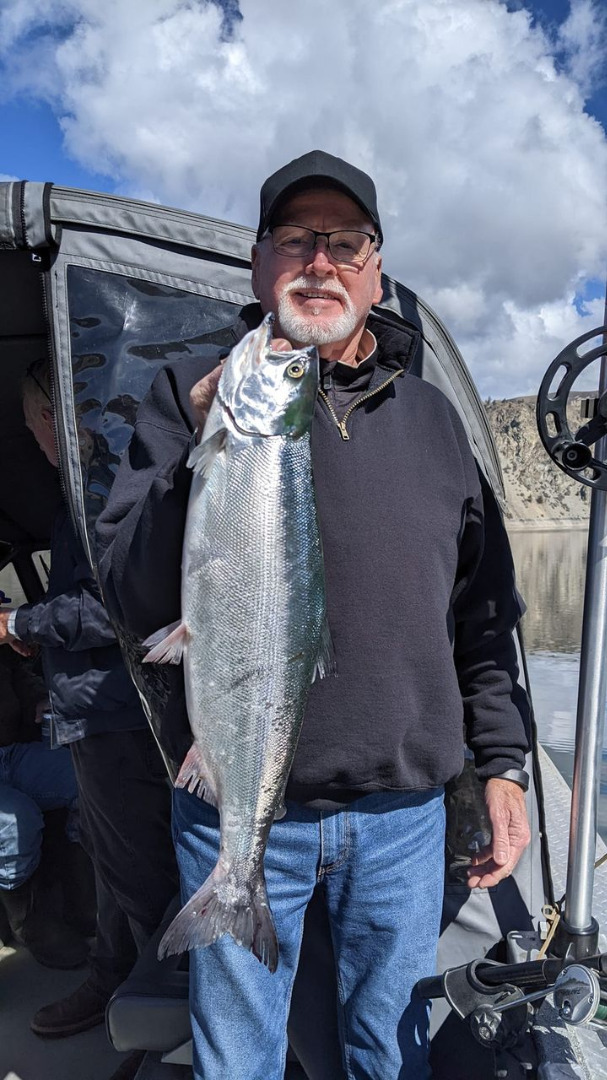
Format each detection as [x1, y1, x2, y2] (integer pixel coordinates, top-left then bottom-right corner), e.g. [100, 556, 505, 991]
[143, 314, 331, 972]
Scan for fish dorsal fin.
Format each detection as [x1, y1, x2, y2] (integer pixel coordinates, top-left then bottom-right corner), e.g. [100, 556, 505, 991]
[313, 618, 336, 682]
[187, 428, 227, 479]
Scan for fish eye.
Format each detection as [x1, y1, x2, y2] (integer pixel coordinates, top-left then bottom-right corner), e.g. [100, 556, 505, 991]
[286, 361, 305, 379]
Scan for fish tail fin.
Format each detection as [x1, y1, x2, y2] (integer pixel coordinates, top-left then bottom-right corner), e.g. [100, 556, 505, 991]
[157, 863, 279, 973]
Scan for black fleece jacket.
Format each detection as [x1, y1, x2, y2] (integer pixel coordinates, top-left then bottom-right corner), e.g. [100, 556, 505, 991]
[96, 306, 530, 806]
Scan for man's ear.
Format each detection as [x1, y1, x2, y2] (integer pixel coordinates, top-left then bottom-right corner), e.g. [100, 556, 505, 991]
[372, 254, 383, 305]
[251, 244, 261, 300]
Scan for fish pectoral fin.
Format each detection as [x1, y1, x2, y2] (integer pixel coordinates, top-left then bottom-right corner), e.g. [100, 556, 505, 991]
[142, 621, 188, 664]
[175, 743, 219, 808]
[313, 617, 337, 681]
[187, 428, 227, 479]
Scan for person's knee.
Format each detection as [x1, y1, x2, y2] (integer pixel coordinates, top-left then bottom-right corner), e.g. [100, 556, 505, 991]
[46, 746, 80, 807]
[1, 848, 41, 889]
[0, 796, 44, 889]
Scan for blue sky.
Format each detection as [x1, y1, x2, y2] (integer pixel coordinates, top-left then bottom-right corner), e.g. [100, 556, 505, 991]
[0, 98, 109, 189]
[0, 0, 240, 189]
[0, 0, 605, 399]
[525, 0, 607, 123]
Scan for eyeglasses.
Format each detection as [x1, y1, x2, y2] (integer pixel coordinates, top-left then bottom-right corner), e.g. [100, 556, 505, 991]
[25, 361, 52, 404]
[265, 225, 379, 265]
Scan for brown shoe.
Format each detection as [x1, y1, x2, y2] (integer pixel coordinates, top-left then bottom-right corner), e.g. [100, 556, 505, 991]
[31, 976, 110, 1038]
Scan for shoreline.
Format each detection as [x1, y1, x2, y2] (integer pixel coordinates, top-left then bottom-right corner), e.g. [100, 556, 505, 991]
[505, 519, 588, 533]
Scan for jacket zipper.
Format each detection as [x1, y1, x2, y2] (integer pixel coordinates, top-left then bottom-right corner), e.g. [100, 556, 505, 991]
[318, 369, 403, 441]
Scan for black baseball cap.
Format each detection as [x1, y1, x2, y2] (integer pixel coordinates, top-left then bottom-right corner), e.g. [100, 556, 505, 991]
[256, 150, 383, 244]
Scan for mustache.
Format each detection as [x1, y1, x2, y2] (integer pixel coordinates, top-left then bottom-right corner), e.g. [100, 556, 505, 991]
[281, 276, 351, 302]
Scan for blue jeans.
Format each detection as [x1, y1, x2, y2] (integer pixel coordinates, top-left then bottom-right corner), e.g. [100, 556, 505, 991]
[0, 742, 79, 889]
[173, 786, 445, 1080]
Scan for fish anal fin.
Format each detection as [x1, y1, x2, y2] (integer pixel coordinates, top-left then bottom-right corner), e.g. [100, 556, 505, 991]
[187, 428, 227, 479]
[142, 621, 188, 665]
[313, 617, 336, 681]
[175, 743, 219, 809]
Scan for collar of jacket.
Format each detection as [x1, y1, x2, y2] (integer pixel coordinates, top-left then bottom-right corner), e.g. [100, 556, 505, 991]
[235, 302, 421, 380]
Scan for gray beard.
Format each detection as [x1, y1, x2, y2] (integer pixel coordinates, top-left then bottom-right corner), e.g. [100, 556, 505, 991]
[277, 293, 359, 347]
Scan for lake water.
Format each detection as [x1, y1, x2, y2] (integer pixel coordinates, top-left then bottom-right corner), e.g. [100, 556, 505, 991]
[508, 526, 607, 843]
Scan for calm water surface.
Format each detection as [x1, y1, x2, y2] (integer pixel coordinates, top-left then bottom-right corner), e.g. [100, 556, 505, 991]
[509, 526, 607, 843]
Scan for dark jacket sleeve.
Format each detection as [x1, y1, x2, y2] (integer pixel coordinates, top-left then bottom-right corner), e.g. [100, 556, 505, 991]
[453, 467, 531, 778]
[14, 539, 118, 653]
[96, 356, 219, 639]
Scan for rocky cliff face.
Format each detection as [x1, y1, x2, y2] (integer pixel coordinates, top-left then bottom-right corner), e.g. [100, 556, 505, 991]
[484, 396, 591, 524]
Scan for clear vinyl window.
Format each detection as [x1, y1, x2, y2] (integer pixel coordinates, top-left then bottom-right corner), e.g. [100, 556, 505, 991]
[66, 265, 238, 548]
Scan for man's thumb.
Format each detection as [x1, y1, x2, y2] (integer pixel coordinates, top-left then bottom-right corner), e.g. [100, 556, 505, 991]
[493, 829, 510, 865]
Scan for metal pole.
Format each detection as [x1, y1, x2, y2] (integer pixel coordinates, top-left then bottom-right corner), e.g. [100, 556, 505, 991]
[563, 294, 607, 934]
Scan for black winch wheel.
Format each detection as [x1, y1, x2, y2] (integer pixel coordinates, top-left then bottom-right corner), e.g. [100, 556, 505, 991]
[536, 325, 607, 489]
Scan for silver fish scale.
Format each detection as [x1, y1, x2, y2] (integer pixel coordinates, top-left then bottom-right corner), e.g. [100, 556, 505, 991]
[183, 430, 325, 878]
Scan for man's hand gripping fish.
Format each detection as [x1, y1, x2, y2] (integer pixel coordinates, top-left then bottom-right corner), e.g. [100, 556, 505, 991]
[143, 315, 333, 973]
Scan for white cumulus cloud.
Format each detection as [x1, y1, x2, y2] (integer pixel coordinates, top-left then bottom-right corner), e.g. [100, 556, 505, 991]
[0, 0, 606, 399]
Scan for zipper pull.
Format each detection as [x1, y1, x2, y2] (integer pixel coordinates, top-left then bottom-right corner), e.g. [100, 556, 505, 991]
[337, 420, 350, 441]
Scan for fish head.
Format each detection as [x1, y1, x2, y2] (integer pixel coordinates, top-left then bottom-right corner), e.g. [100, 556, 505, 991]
[218, 314, 319, 438]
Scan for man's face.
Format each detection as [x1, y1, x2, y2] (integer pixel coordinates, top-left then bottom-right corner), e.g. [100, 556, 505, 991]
[23, 395, 58, 468]
[251, 187, 383, 355]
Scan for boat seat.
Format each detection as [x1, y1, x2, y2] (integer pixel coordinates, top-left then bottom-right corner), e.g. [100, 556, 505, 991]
[106, 895, 307, 1075]
[106, 895, 190, 1055]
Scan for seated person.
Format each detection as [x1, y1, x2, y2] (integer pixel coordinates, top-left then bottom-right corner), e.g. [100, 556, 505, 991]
[0, 645, 89, 968]
[0, 359, 178, 1080]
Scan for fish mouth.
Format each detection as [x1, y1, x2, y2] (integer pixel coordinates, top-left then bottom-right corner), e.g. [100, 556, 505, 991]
[261, 312, 274, 355]
[242, 313, 275, 368]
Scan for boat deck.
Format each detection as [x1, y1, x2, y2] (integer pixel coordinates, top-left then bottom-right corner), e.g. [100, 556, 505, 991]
[0, 947, 130, 1080]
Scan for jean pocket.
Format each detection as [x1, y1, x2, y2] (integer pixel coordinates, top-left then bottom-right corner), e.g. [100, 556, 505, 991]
[173, 784, 220, 826]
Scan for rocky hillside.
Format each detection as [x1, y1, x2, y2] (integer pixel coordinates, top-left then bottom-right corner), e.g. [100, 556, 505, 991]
[485, 396, 591, 525]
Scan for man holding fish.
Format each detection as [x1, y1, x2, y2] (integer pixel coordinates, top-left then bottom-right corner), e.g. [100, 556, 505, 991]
[97, 151, 531, 1080]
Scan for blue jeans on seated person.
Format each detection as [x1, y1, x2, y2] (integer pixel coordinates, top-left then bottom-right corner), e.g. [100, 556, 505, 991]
[0, 742, 79, 890]
[173, 785, 445, 1080]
